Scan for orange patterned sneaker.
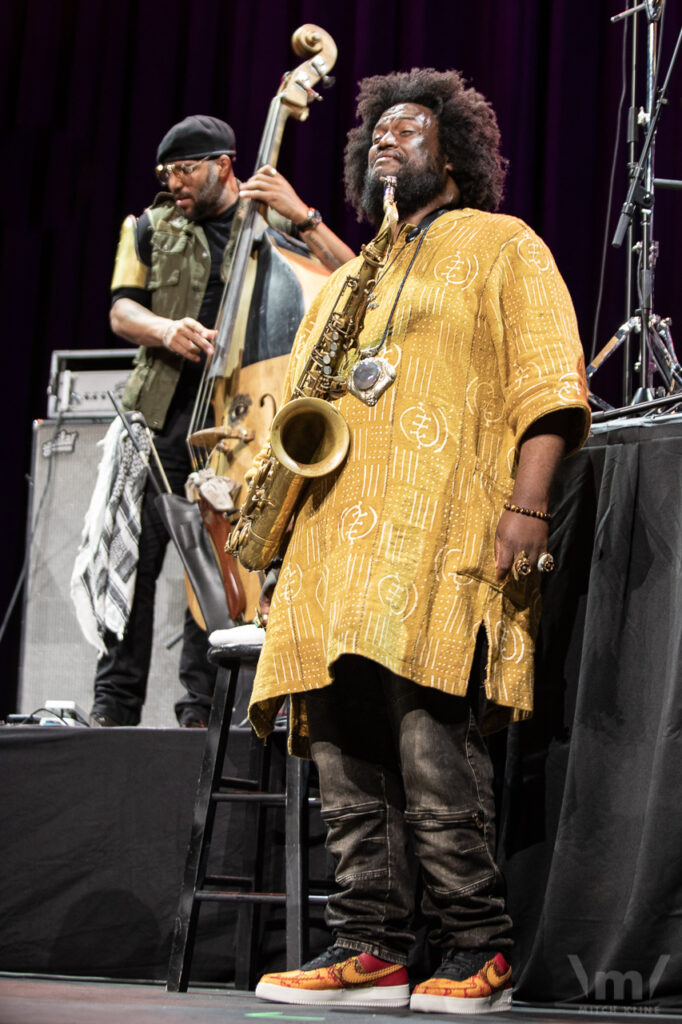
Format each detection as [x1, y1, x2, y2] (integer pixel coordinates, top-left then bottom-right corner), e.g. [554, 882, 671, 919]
[410, 950, 512, 1014]
[255, 943, 410, 1007]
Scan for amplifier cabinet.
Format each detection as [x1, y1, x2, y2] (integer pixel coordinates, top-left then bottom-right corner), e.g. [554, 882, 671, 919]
[18, 419, 185, 728]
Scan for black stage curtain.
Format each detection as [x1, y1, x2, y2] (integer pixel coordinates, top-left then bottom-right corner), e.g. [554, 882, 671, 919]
[500, 415, 682, 1008]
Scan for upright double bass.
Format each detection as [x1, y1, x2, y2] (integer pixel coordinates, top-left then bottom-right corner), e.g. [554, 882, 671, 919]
[184, 25, 338, 625]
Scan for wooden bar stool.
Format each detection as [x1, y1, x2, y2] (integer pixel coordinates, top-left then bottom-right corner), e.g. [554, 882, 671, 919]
[166, 624, 325, 992]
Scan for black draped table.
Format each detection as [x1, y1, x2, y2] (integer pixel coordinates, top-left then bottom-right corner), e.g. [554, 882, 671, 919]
[500, 414, 682, 1009]
[0, 726, 332, 983]
[1, 416, 682, 1008]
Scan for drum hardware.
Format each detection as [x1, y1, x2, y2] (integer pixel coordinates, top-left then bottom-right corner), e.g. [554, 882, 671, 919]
[589, 1, 682, 417]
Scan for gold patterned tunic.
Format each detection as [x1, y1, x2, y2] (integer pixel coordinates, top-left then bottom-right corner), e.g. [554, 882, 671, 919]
[248, 209, 590, 756]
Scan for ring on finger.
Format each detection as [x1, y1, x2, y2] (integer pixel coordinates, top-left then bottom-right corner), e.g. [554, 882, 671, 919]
[512, 550, 532, 582]
[537, 552, 555, 573]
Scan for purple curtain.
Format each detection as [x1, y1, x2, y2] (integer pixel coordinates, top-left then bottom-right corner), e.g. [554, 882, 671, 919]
[2, 0, 681, 710]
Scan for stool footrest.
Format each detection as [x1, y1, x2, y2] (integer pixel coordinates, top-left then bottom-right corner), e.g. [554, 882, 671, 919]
[212, 791, 286, 805]
[196, 889, 287, 904]
[195, 889, 329, 906]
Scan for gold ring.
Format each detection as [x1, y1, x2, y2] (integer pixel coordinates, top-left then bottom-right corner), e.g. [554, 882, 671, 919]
[537, 552, 555, 573]
[512, 550, 532, 582]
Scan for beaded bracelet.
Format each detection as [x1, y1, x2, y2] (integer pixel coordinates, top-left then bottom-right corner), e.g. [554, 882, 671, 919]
[503, 501, 552, 522]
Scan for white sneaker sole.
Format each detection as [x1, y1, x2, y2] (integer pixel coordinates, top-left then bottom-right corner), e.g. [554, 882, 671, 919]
[410, 985, 512, 1014]
[255, 980, 410, 1007]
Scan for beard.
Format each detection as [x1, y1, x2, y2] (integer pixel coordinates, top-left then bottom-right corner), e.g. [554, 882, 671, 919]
[182, 165, 225, 221]
[361, 160, 450, 225]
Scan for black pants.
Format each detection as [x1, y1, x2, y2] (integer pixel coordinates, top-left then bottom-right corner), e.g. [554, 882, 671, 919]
[91, 404, 217, 725]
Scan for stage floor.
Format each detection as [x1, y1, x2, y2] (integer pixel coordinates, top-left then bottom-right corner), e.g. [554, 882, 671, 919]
[2, 976, 681, 1024]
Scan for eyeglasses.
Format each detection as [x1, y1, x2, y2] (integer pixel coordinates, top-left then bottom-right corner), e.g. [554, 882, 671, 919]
[155, 156, 218, 187]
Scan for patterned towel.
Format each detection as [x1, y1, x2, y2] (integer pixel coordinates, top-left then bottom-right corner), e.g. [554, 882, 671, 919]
[70, 418, 151, 654]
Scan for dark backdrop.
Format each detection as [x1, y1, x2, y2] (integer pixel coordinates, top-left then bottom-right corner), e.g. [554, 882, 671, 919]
[2, 0, 682, 717]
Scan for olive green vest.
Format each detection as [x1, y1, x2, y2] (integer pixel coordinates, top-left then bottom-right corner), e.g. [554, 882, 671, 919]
[121, 199, 232, 430]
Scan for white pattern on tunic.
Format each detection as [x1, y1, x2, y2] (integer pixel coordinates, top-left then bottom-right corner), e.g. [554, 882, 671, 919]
[248, 209, 590, 756]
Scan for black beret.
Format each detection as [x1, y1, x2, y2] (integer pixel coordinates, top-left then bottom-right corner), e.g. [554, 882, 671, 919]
[156, 115, 237, 164]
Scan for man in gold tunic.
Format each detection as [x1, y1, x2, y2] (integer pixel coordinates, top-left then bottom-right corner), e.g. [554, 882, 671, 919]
[250, 69, 590, 1013]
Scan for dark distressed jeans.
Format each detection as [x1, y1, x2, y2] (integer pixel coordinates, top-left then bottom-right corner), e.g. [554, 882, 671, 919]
[305, 651, 513, 965]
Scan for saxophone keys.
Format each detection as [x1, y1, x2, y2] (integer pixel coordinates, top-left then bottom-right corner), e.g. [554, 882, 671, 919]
[255, 462, 271, 487]
[226, 524, 241, 553]
[244, 488, 263, 514]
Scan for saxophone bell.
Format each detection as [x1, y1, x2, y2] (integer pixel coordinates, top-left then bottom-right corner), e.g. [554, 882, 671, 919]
[270, 396, 349, 477]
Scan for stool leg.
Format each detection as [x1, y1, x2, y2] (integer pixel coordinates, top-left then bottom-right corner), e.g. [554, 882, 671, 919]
[234, 737, 271, 990]
[167, 661, 239, 992]
[285, 756, 310, 969]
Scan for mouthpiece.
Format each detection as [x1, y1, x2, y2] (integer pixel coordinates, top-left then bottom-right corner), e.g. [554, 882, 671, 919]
[380, 175, 397, 210]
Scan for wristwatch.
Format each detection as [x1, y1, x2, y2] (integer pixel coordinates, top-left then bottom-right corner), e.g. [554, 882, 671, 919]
[297, 207, 323, 232]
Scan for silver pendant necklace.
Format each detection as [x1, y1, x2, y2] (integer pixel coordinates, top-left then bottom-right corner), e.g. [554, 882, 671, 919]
[347, 224, 430, 407]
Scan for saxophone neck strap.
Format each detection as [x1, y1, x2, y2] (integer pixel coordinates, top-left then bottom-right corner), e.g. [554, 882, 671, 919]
[405, 203, 458, 241]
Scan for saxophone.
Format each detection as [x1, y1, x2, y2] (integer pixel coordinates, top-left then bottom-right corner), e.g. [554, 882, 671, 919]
[227, 176, 399, 572]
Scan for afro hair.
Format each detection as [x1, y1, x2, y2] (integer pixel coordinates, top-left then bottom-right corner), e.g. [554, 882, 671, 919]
[344, 67, 508, 220]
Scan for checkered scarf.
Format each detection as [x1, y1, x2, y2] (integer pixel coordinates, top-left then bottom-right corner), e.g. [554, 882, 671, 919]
[70, 418, 150, 654]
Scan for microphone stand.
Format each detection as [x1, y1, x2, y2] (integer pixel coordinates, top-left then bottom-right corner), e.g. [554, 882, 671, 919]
[588, 0, 682, 413]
